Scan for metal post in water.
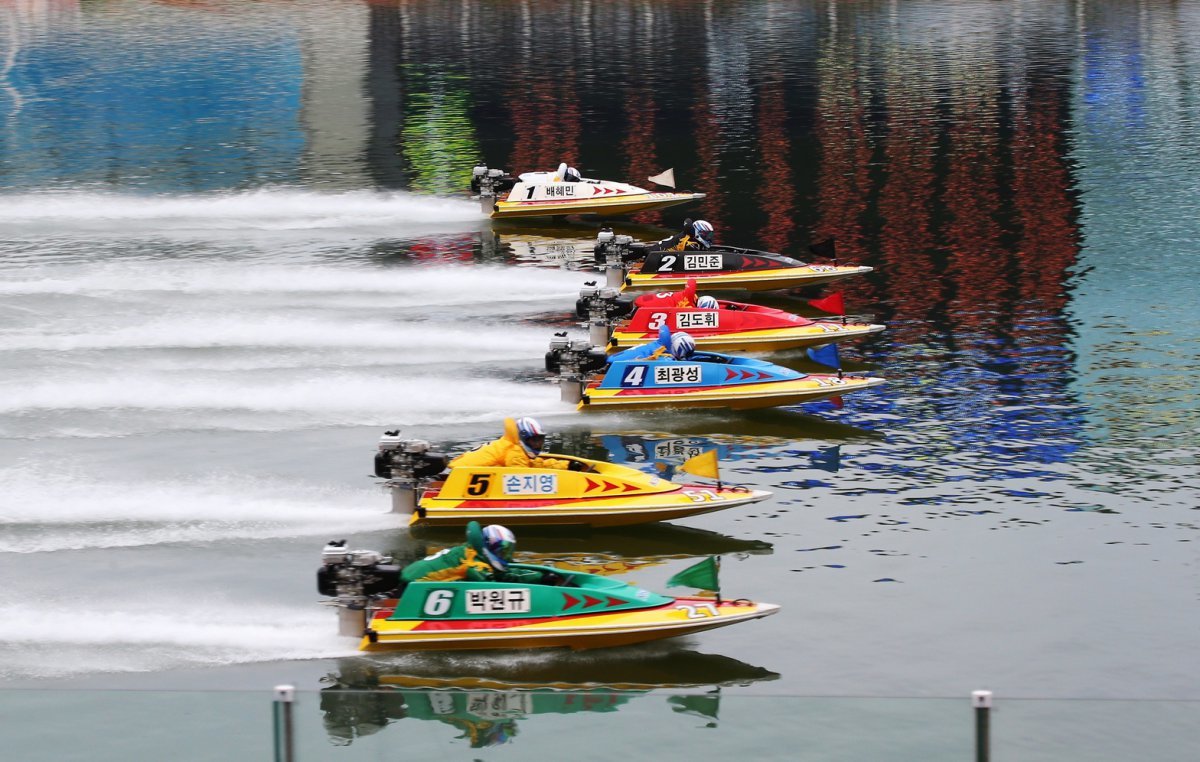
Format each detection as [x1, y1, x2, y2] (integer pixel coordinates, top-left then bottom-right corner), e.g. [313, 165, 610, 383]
[273, 684, 296, 762]
[972, 689, 992, 762]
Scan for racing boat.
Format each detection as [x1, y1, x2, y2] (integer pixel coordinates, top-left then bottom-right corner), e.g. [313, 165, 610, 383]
[374, 431, 771, 528]
[546, 331, 884, 411]
[576, 280, 885, 353]
[319, 540, 779, 652]
[472, 164, 703, 220]
[594, 229, 871, 292]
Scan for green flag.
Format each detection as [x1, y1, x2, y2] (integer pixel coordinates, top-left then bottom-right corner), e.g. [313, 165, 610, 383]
[667, 556, 720, 592]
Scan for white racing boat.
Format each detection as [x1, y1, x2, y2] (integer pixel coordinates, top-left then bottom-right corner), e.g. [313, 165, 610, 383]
[472, 163, 704, 220]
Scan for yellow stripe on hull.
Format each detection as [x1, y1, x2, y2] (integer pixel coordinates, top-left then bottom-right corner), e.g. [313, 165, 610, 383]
[415, 488, 771, 528]
[623, 265, 872, 292]
[609, 324, 885, 353]
[492, 192, 704, 219]
[581, 376, 885, 411]
[360, 600, 780, 652]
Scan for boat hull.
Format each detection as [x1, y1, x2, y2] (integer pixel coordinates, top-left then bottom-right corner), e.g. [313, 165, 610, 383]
[581, 375, 885, 411]
[360, 597, 780, 651]
[415, 485, 771, 527]
[492, 192, 705, 219]
[622, 265, 872, 292]
[609, 322, 885, 352]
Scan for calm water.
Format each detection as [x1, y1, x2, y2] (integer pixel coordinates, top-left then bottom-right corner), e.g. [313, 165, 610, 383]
[2, 0, 1199, 758]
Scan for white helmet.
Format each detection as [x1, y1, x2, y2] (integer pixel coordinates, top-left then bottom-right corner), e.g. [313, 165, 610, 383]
[696, 295, 719, 309]
[670, 332, 696, 359]
[515, 416, 546, 456]
[691, 220, 715, 248]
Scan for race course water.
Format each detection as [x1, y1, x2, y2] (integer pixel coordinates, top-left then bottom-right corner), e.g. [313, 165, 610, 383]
[2, 1, 1199, 760]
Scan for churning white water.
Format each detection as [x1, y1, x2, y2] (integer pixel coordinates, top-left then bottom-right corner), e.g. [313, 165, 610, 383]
[0, 191, 588, 679]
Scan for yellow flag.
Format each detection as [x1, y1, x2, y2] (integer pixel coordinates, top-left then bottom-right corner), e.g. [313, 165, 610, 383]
[679, 449, 720, 480]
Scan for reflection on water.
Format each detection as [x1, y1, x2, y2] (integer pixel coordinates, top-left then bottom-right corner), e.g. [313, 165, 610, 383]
[320, 650, 778, 747]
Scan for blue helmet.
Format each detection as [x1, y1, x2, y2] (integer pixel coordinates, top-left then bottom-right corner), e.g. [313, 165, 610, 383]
[696, 295, 719, 309]
[692, 220, 714, 249]
[670, 332, 696, 359]
[515, 416, 546, 456]
[481, 524, 516, 571]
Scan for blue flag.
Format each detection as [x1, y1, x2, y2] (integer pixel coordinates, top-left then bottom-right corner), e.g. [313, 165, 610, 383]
[806, 344, 840, 370]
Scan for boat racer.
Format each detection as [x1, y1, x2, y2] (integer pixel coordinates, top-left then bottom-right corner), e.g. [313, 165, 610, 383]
[607, 325, 697, 363]
[633, 279, 699, 308]
[450, 416, 580, 470]
[657, 219, 715, 251]
[400, 521, 554, 585]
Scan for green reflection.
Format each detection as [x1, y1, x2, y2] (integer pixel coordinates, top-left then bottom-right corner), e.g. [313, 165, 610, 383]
[400, 68, 481, 194]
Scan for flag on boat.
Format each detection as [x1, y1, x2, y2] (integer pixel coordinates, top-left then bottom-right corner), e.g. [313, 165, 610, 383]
[667, 556, 720, 592]
[808, 291, 845, 315]
[806, 343, 840, 370]
[679, 449, 720, 479]
[648, 168, 676, 188]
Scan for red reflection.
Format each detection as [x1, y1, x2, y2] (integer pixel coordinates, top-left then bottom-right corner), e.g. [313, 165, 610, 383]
[1012, 84, 1078, 315]
[624, 89, 663, 226]
[509, 75, 581, 173]
[813, 41, 872, 306]
[943, 83, 1005, 337]
[756, 75, 796, 253]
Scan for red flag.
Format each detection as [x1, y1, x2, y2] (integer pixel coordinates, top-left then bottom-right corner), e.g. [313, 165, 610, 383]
[808, 292, 845, 315]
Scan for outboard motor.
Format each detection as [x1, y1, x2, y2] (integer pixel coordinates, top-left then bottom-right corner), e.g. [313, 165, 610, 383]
[545, 332, 609, 404]
[374, 433, 449, 516]
[594, 228, 645, 289]
[575, 281, 635, 346]
[471, 165, 515, 213]
[317, 540, 402, 637]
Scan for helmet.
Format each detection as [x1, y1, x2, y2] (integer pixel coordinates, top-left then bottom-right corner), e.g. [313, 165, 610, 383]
[670, 332, 696, 359]
[481, 524, 516, 571]
[696, 295, 719, 309]
[564, 166, 582, 183]
[692, 220, 714, 249]
[515, 416, 546, 456]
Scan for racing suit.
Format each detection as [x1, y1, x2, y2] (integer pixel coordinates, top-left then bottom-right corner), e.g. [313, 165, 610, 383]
[449, 417, 572, 470]
[400, 544, 496, 583]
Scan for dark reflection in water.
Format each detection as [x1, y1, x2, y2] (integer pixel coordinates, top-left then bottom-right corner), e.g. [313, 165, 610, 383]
[320, 650, 777, 747]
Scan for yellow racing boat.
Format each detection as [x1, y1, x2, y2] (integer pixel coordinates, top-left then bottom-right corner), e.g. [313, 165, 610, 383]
[374, 431, 770, 528]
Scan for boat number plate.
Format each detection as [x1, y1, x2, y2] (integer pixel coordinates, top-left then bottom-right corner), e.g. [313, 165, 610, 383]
[675, 603, 720, 619]
[654, 365, 702, 385]
[459, 692, 533, 719]
[684, 254, 723, 270]
[676, 311, 719, 329]
[653, 439, 706, 460]
[466, 588, 532, 614]
[503, 474, 558, 494]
